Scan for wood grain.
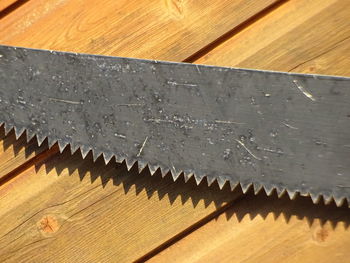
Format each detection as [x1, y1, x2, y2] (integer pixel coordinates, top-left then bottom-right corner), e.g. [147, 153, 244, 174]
[149, 193, 350, 263]
[290, 37, 350, 76]
[0, 149, 241, 262]
[0, 128, 48, 182]
[196, 0, 350, 76]
[0, 0, 349, 261]
[0, 0, 279, 61]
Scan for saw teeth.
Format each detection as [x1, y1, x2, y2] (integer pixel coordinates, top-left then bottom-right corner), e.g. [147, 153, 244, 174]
[137, 161, 148, 173]
[299, 189, 310, 197]
[48, 137, 57, 148]
[206, 176, 216, 187]
[160, 166, 169, 177]
[2, 124, 350, 208]
[229, 180, 240, 191]
[14, 126, 25, 139]
[286, 189, 298, 200]
[275, 186, 286, 198]
[103, 152, 114, 164]
[240, 182, 252, 194]
[4, 123, 13, 135]
[217, 176, 227, 190]
[194, 173, 205, 185]
[79, 145, 91, 159]
[171, 170, 182, 181]
[125, 158, 136, 170]
[26, 129, 36, 142]
[57, 140, 69, 153]
[323, 194, 333, 205]
[148, 164, 158, 175]
[183, 172, 193, 183]
[69, 143, 80, 155]
[334, 197, 345, 207]
[263, 184, 275, 196]
[253, 182, 263, 195]
[92, 150, 103, 162]
[310, 193, 321, 204]
[102, 152, 114, 164]
[36, 134, 47, 146]
[114, 155, 124, 163]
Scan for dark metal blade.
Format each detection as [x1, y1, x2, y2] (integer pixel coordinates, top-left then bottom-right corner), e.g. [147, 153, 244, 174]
[0, 45, 349, 205]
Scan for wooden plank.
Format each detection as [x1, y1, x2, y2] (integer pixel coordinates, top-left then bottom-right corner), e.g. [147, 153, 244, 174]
[0, 0, 280, 184]
[148, 193, 350, 263]
[196, 0, 350, 76]
[290, 37, 350, 76]
[0, 0, 279, 61]
[0, 148, 241, 262]
[0, 0, 18, 12]
[0, 128, 48, 182]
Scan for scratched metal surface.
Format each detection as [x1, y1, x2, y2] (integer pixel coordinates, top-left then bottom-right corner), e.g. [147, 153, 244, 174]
[0, 45, 350, 203]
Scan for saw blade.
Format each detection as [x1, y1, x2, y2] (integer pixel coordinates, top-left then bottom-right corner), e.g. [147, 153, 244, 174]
[0, 45, 349, 206]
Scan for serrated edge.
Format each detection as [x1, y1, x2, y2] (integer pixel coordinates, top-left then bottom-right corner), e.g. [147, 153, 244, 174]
[3, 125, 349, 208]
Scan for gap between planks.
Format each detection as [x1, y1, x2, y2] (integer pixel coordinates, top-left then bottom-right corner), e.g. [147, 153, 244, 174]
[135, 193, 246, 263]
[0, 144, 58, 186]
[0, 0, 29, 19]
[183, 0, 288, 63]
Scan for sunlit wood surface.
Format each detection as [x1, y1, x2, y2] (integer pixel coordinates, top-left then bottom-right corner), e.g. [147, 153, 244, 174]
[0, 0, 349, 262]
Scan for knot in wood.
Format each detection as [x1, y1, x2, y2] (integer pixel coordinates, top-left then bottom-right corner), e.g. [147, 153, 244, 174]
[38, 215, 60, 234]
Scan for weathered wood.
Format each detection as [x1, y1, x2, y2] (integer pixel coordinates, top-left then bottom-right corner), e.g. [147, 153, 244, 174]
[197, 0, 350, 76]
[148, 193, 350, 263]
[0, 149, 241, 262]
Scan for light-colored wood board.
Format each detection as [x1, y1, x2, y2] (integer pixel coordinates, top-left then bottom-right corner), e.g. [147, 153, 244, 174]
[0, 149, 241, 262]
[0, 128, 48, 181]
[149, 193, 350, 263]
[196, 0, 350, 76]
[0, 0, 18, 12]
[0, 0, 279, 61]
[290, 37, 350, 76]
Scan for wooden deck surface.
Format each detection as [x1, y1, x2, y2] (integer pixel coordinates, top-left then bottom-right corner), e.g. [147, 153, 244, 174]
[0, 0, 349, 262]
